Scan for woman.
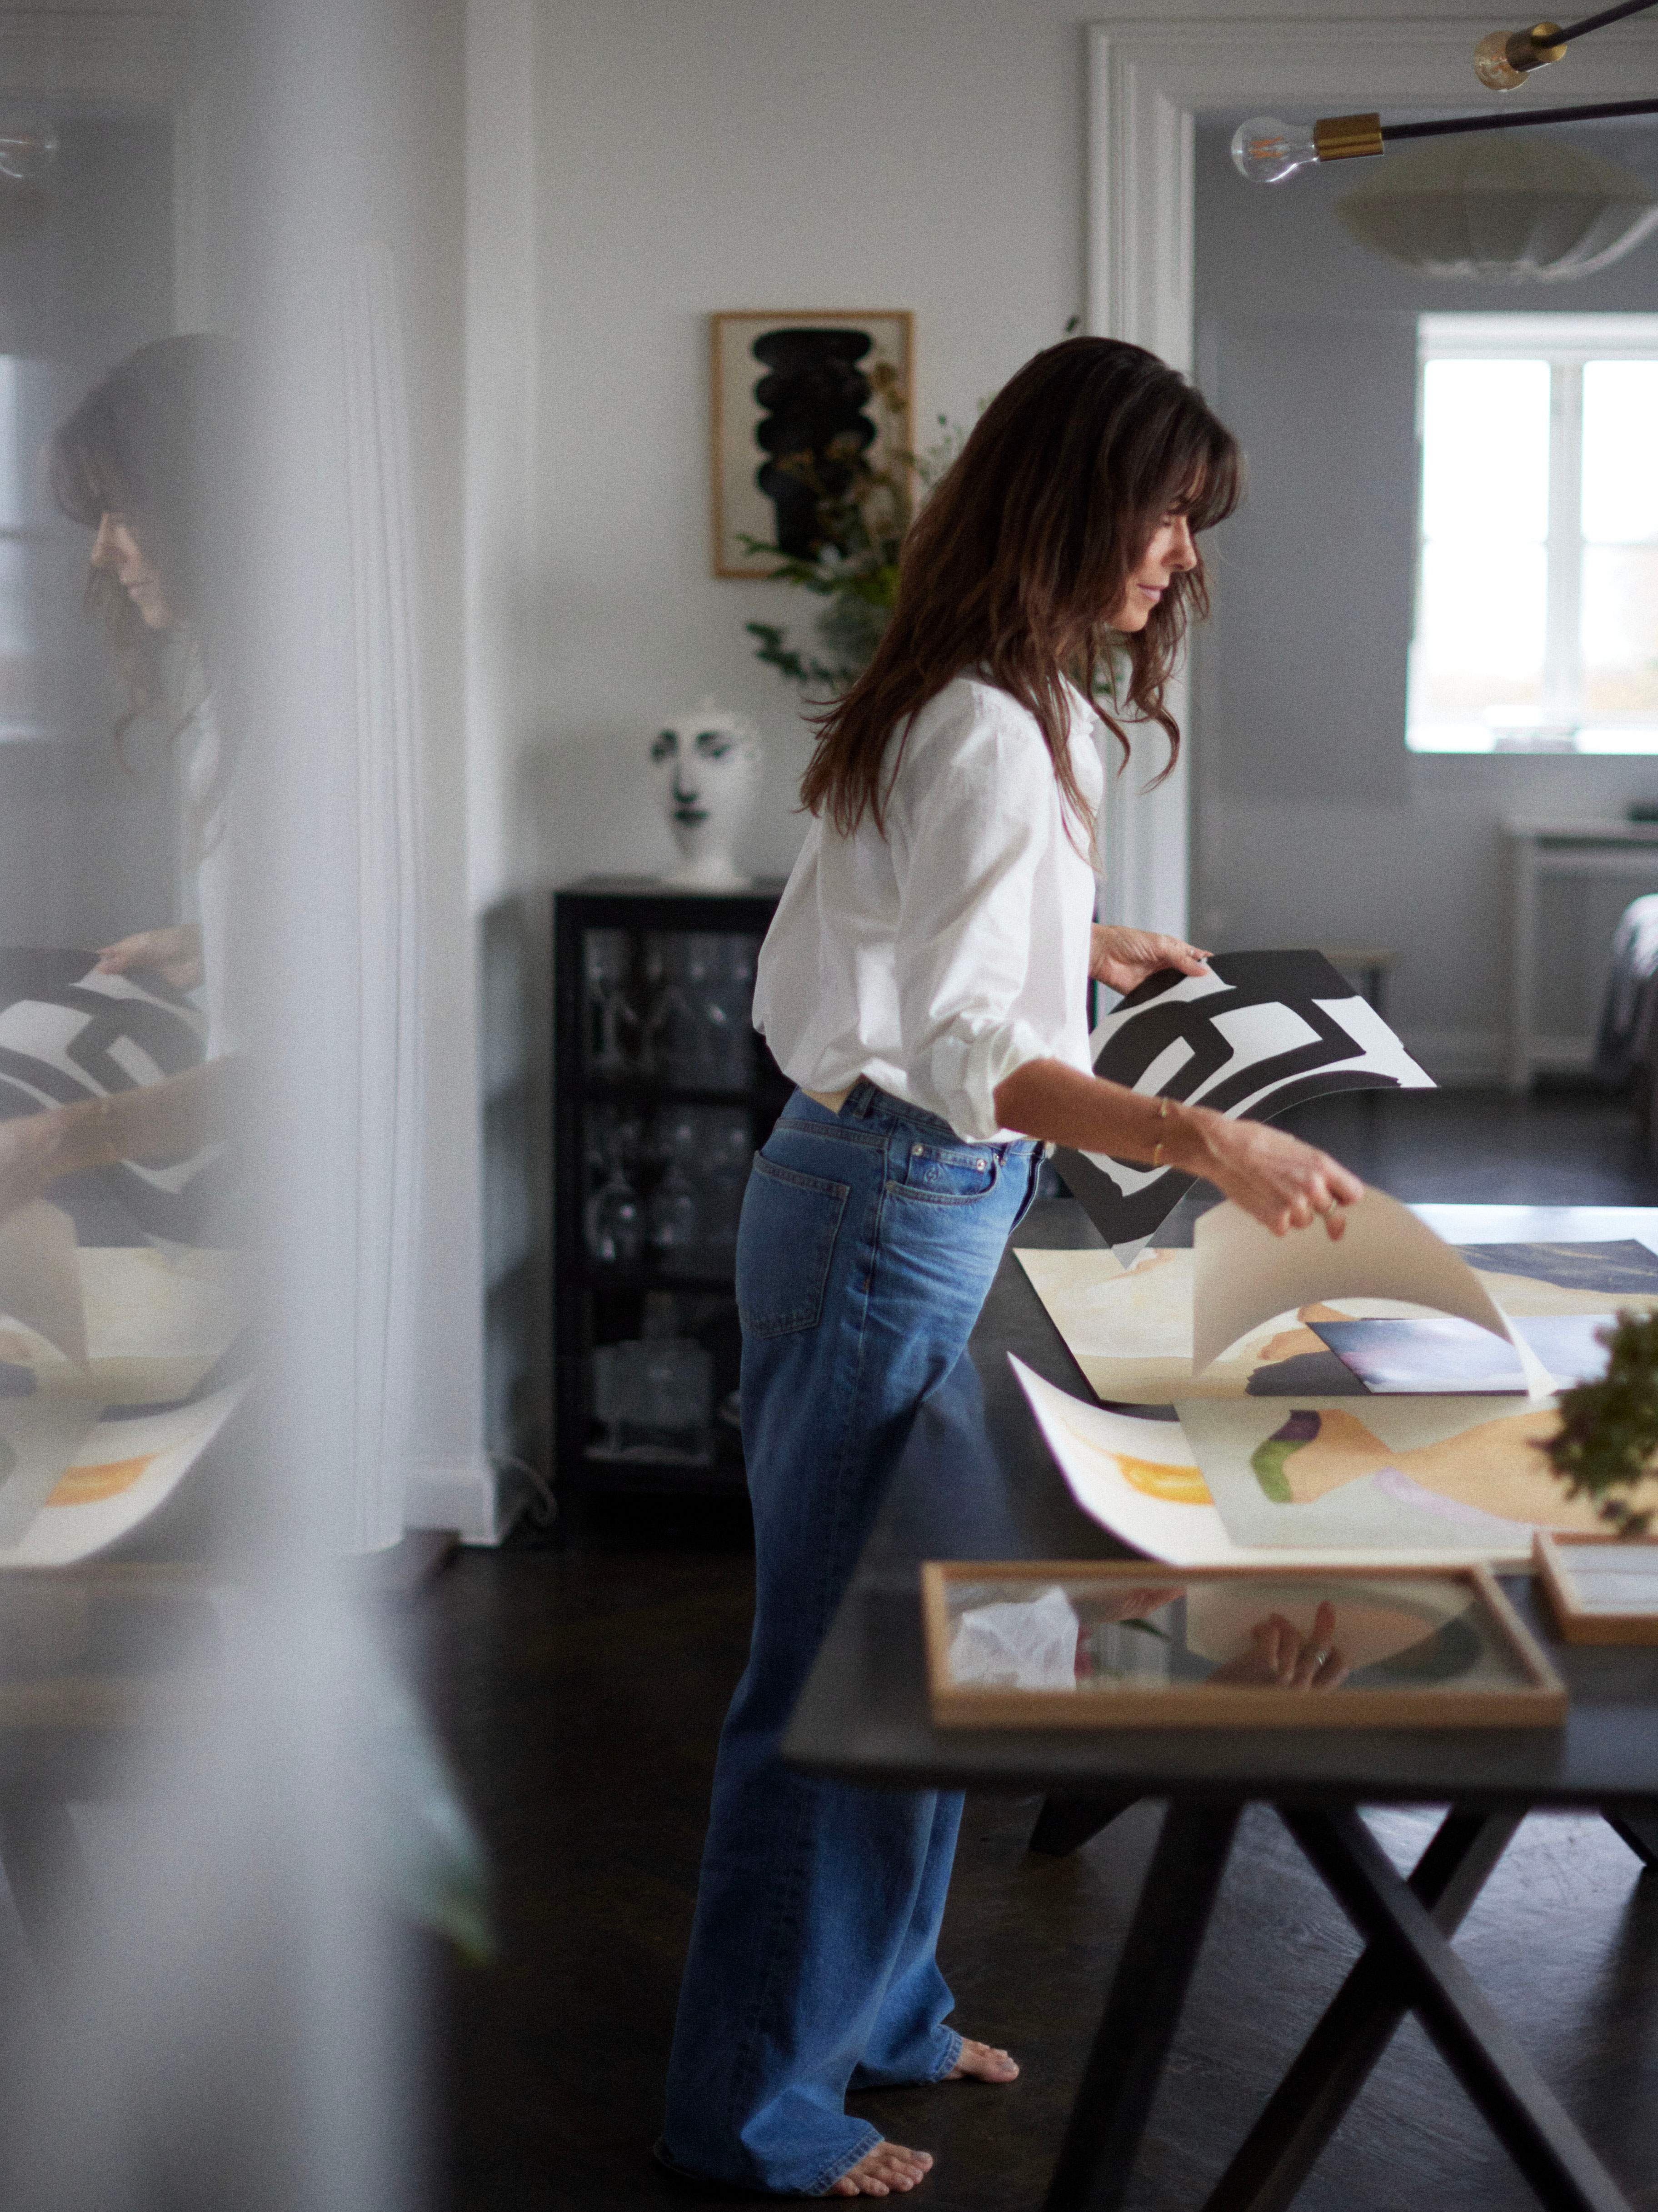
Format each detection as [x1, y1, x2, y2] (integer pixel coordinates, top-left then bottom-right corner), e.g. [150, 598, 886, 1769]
[0, 336, 237, 1221]
[659, 337, 1363, 2199]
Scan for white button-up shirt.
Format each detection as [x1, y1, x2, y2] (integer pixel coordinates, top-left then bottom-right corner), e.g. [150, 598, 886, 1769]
[753, 674, 1104, 1141]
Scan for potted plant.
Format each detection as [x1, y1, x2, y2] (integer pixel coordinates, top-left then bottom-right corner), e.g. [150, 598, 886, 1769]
[740, 395, 964, 696]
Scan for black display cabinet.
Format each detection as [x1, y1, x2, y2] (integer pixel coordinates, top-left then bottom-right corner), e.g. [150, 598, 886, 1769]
[553, 877, 788, 1501]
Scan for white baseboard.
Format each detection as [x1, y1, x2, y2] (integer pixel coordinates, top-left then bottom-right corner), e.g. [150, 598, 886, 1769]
[404, 1453, 527, 1546]
[1400, 1030, 1598, 1086]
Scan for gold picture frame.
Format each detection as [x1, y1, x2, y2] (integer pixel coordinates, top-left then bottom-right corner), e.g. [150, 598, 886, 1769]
[1533, 1529, 1658, 1645]
[921, 1559, 1566, 1730]
[709, 309, 914, 579]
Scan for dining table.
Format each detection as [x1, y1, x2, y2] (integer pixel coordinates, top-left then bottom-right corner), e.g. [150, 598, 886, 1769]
[783, 1197, 1658, 2212]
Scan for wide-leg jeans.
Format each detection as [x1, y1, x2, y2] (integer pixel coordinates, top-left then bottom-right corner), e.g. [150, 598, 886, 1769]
[660, 1081, 1041, 2195]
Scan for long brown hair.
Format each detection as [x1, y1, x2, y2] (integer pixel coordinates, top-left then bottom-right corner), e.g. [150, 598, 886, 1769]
[48, 335, 228, 749]
[799, 335, 1243, 836]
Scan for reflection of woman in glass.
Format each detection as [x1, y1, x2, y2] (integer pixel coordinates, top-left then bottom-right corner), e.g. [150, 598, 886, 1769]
[0, 338, 236, 1218]
[660, 337, 1364, 2198]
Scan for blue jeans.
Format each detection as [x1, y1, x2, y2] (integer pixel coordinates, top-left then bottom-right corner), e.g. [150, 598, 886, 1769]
[660, 1081, 1042, 2195]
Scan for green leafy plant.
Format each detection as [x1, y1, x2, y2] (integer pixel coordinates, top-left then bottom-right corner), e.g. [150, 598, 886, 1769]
[1539, 1310, 1658, 1537]
[741, 399, 968, 696]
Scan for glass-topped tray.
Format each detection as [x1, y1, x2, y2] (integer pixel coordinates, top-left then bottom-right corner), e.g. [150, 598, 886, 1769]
[921, 1560, 1565, 1729]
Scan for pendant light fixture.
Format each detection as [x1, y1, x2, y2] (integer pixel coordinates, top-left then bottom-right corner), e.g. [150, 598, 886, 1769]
[1233, 2, 1658, 190]
[1334, 132, 1658, 281]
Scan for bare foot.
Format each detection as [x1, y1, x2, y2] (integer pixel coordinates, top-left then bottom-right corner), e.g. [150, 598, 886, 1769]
[825, 2141, 934, 2197]
[945, 2037, 1019, 2084]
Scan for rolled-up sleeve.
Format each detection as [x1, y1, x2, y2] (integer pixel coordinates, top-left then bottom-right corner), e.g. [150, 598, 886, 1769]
[888, 700, 1073, 1139]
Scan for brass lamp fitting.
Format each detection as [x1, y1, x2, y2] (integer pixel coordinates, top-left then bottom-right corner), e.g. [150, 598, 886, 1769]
[1312, 112, 1386, 162]
[1474, 21, 1568, 90]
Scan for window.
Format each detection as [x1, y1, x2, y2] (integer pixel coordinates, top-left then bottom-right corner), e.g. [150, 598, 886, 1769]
[1408, 314, 1658, 755]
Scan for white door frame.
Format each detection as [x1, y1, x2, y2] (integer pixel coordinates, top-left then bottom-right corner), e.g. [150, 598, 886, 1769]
[1086, 7, 1658, 936]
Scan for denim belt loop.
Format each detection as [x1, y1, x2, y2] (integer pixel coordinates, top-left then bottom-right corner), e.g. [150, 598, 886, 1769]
[837, 1077, 1034, 1154]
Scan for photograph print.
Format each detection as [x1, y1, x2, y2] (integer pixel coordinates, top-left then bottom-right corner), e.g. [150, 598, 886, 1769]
[710, 310, 913, 578]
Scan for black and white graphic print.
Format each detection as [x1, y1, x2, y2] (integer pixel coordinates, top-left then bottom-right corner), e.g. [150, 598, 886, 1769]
[0, 951, 218, 1244]
[1054, 950, 1433, 1256]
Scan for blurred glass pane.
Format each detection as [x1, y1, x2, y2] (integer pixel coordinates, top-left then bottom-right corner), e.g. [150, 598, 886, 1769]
[0, 356, 23, 532]
[1583, 361, 1658, 545]
[1583, 544, 1658, 712]
[0, 532, 29, 659]
[1421, 358, 1549, 544]
[0, 535, 45, 738]
[1414, 537, 1545, 716]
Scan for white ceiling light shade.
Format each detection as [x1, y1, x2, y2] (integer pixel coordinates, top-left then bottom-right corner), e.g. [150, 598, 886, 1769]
[1335, 133, 1658, 281]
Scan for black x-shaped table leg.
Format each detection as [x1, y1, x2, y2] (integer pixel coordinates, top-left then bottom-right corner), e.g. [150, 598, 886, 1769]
[1040, 1800, 1638, 2212]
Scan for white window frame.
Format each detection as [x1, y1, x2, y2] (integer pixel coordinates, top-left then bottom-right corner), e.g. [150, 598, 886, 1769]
[1409, 312, 1658, 756]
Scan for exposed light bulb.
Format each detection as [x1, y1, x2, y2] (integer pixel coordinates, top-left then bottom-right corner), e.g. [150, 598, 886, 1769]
[1230, 116, 1319, 185]
[1474, 29, 1530, 88]
[1473, 21, 1567, 90]
[0, 120, 56, 186]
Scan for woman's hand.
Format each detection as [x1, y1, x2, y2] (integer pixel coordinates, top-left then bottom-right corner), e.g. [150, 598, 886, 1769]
[0, 1112, 69, 1221]
[1089, 926, 1210, 996]
[95, 924, 203, 992]
[1175, 1109, 1363, 1241]
[990, 1059, 1363, 1240]
[1208, 1601, 1348, 1691]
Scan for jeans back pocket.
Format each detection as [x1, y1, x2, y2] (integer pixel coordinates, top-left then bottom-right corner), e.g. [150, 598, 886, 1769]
[736, 1156, 849, 1339]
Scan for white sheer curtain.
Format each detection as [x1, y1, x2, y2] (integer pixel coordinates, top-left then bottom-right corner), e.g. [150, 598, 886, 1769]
[341, 243, 425, 1554]
[0, 3, 461, 2204]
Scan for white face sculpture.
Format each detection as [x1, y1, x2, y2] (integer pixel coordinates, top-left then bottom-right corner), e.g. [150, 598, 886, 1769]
[650, 703, 762, 887]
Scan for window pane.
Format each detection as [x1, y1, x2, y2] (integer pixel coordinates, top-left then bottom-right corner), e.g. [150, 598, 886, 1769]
[1414, 537, 1545, 717]
[1582, 544, 1658, 712]
[1420, 359, 1549, 544]
[1583, 361, 1658, 544]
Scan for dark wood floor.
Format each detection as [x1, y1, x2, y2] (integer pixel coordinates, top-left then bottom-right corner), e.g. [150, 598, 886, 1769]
[418, 1087, 1658, 2212]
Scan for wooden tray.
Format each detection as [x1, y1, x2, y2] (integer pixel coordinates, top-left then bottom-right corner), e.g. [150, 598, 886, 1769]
[921, 1560, 1565, 1730]
[1533, 1530, 1658, 1646]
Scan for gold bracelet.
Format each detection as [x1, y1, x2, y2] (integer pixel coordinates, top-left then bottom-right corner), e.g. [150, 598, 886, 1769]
[1152, 1096, 1169, 1169]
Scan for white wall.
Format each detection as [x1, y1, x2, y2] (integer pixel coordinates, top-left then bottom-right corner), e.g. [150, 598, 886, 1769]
[476, 0, 1099, 900]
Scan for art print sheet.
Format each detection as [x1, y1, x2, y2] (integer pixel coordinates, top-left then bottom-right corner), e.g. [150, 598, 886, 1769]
[1174, 1393, 1642, 1559]
[0, 1384, 247, 1567]
[1014, 1240, 1658, 1406]
[0, 1223, 245, 1563]
[1012, 1236, 1658, 1567]
[1008, 1356, 1539, 1569]
[1054, 949, 1433, 1258]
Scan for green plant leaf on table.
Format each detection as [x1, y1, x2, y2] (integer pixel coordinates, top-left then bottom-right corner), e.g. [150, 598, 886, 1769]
[1539, 1310, 1658, 1538]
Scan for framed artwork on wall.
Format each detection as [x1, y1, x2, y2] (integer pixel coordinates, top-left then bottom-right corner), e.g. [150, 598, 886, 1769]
[709, 309, 914, 579]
